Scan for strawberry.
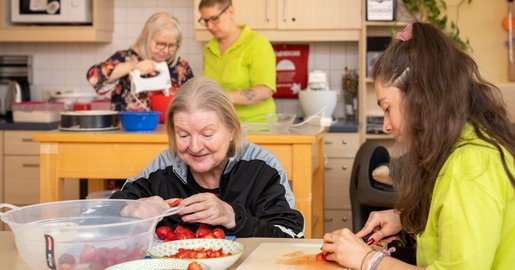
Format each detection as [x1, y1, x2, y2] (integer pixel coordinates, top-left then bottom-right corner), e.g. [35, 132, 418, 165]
[196, 224, 212, 238]
[315, 252, 328, 262]
[188, 261, 203, 270]
[58, 253, 76, 266]
[57, 263, 74, 270]
[212, 228, 225, 239]
[165, 230, 178, 242]
[167, 198, 183, 207]
[79, 245, 96, 264]
[156, 226, 173, 240]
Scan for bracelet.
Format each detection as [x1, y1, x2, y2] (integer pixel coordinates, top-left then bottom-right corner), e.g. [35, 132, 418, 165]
[367, 247, 396, 270]
[360, 249, 375, 270]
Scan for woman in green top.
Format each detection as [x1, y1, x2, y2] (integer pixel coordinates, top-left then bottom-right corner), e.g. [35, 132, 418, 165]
[197, 0, 277, 124]
[321, 23, 515, 269]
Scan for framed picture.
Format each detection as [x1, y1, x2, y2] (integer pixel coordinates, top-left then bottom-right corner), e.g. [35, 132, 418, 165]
[366, 0, 396, 21]
[366, 51, 382, 78]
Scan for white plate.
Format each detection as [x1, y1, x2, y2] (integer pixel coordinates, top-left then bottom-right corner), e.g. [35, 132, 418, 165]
[106, 258, 210, 270]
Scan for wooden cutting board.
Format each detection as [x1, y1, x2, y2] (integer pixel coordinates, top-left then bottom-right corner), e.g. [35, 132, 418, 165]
[236, 242, 342, 270]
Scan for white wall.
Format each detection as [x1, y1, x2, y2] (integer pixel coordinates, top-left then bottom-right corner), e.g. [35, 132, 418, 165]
[0, 0, 358, 118]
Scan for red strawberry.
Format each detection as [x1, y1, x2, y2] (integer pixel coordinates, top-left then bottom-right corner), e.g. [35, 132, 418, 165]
[79, 245, 96, 264]
[212, 228, 225, 239]
[156, 226, 173, 240]
[58, 263, 74, 270]
[167, 198, 183, 207]
[58, 253, 76, 266]
[188, 261, 203, 270]
[165, 230, 178, 241]
[316, 252, 328, 262]
[196, 224, 212, 238]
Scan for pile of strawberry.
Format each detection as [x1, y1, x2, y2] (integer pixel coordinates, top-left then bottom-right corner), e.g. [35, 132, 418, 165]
[165, 247, 232, 259]
[57, 244, 145, 270]
[156, 224, 225, 242]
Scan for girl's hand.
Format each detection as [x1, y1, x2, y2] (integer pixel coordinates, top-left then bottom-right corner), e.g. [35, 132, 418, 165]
[321, 228, 373, 269]
[179, 193, 236, 229]
[356, 209, 402, 245]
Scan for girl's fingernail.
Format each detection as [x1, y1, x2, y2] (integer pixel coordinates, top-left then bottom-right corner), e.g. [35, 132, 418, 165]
[367, 238, 375, 245]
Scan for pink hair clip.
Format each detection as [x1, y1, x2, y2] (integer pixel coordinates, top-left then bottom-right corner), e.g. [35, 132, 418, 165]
[395, 24, 413, 42]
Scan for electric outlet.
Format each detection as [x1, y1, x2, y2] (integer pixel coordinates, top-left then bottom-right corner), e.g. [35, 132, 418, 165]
[43, 88, 75, 101]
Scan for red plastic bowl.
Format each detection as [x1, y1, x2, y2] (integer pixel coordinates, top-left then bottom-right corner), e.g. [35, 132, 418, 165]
[149, 95, 174, 123]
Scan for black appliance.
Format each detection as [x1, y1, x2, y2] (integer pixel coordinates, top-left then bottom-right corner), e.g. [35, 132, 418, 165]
[0, 55, 32, 122]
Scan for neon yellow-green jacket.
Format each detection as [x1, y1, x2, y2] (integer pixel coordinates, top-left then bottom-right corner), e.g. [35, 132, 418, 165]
[418, 123, 515, 269]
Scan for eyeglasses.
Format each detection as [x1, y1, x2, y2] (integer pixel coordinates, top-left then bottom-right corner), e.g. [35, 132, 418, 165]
[155, 42, 178, 51]
[198, 5, 230, 27]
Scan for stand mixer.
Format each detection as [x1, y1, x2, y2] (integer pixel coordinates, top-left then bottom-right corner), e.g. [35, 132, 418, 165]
[298, 70, 337, 119]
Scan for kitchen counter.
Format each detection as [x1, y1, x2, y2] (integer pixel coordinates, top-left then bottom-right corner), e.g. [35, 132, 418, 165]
[32, 124, 327, 238]
[0, 231, 325, 270]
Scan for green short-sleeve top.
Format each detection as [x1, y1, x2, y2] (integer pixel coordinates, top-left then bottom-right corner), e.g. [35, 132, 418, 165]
[203, 25, 276, 123]
[417, 123, 515, 270]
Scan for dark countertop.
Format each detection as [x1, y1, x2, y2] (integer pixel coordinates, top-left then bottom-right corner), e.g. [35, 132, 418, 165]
[0, 121, 59, 130]
[329, 118, 359, 133]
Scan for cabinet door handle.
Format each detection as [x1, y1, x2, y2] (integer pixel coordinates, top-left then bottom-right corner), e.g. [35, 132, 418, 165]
[22, 138, 33, 142]
[265, 0, 270, 22]
[341, 165, 348, 171]
[282, 0, 287, 22]
[324, 167, 333, 171]
[324, 141, 333, 145]
[324, 217, 334, 222]
[342, 217, 348, 222]
[341, 139, 348, 145]
[22, 163, 40, 168]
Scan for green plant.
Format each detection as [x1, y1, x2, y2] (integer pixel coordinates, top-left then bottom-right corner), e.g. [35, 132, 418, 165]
[401, 0, 473, 51]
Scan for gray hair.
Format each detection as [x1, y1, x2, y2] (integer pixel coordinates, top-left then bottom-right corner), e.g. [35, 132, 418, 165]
[166, 76, 244, 157]
[132, 12, 183, 65]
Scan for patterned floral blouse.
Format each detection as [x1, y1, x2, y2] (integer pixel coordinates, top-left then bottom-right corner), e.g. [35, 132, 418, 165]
[86, 48, 194, 111]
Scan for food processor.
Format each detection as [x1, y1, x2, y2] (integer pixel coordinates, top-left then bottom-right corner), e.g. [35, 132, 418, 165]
[298, 70, 338, 120]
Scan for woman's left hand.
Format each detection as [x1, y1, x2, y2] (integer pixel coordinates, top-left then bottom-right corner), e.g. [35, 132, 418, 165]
[179, 193, 236, 229]
[321, 228, 373, 270]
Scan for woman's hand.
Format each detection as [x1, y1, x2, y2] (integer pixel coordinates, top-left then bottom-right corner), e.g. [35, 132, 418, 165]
[321, 228, 373, 269]
[179, 193, 236, 229]
[120, 196, 169, 219]
[356, 209, 403, 245]
[133, 59, 157, 75]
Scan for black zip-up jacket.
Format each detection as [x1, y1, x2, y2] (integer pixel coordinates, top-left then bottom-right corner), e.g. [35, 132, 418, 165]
[111, 142, 304, 238]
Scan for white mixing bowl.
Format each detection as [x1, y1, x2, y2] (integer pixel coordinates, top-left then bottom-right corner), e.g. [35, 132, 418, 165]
[298, 90, 338, 118]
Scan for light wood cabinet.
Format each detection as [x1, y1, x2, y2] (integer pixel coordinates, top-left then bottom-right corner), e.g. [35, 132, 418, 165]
[0, 0, 113, 42]
[1, 130, 80, 230]
[323, 132, 359, 233]
[193, 0, 361, 41]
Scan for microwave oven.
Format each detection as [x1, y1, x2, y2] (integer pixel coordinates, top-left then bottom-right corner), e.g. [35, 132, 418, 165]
[10, 0, 92, 24]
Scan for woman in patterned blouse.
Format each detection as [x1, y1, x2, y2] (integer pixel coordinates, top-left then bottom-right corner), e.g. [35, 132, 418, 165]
[86, 12, 194, 111]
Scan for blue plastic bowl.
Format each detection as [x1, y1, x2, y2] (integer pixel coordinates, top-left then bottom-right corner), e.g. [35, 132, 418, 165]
[119, 111, 161, 131]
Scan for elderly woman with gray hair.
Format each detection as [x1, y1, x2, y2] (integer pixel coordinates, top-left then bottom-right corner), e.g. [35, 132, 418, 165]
[111, 76, 304, 238]
[87, 12, 194, 111]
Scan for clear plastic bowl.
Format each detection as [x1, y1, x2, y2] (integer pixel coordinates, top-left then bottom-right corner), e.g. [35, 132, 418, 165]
[0, 199, 169, 270]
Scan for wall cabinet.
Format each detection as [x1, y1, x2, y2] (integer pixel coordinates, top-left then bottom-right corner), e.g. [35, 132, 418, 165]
[323, 132, 359, 233]
[1, 131, 79, 231]
[193, 0, 361, 42]
[0, 0, 113, 42]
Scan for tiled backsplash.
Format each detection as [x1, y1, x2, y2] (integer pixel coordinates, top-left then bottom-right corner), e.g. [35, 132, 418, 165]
[0, 0, 358, 118]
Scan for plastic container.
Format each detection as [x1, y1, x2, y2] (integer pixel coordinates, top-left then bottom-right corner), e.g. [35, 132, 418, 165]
[119, 111, 161, 131]
[12, 101, 64, 123]
[0, 199, 170, 270]
[149, 94, 174, 123]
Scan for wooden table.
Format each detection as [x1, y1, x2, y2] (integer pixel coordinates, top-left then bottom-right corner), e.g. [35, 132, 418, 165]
[32, 124, 326, 238]
[0, 231, 324, 270]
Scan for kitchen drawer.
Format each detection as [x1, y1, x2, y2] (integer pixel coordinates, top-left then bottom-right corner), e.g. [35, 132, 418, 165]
[324, 133, 360, 158]
[4, 156, 40, 204]
[324, 158, 353, 209]
[4, 131, 39, 155]
[324, 209, 353, 234]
